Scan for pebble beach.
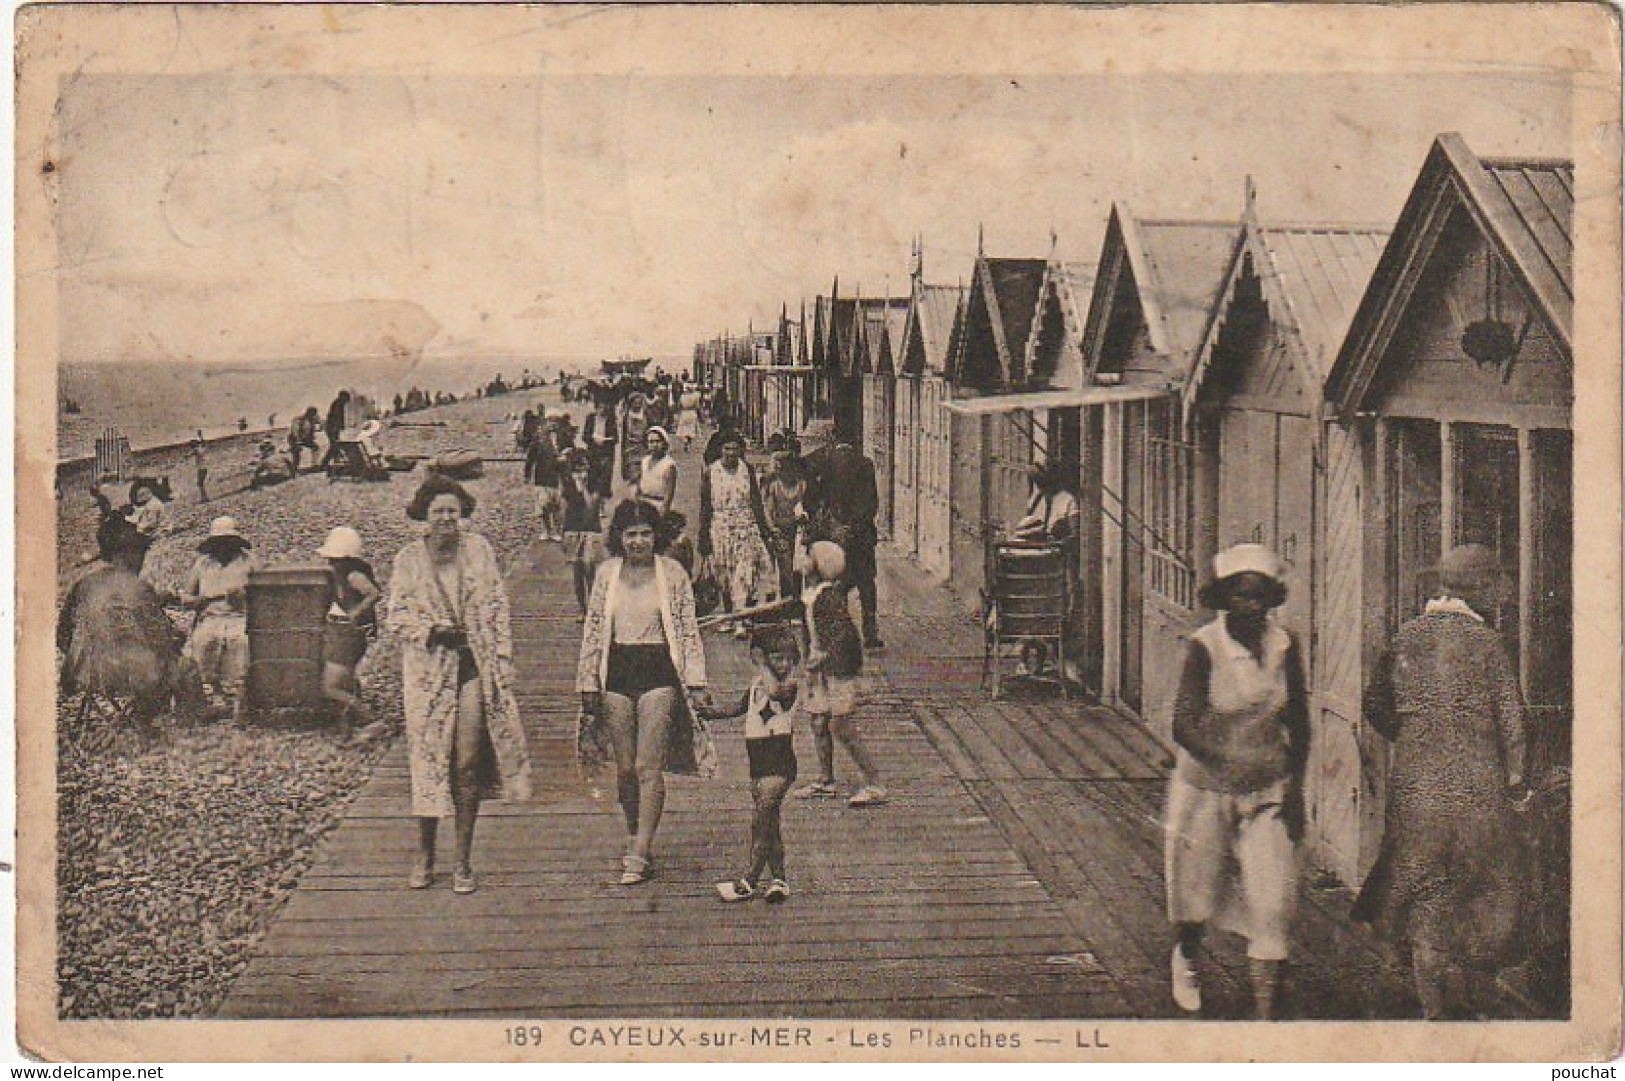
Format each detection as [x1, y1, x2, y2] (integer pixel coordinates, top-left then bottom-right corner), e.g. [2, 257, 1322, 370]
[54, 387, 564, 1018]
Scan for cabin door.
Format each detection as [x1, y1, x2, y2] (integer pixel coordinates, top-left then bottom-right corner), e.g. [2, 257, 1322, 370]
[1274, 415, 1315, 648]
[1216, 409, 1313, 636]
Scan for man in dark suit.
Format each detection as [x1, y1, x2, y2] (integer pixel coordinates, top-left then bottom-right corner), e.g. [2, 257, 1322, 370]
[799, 417, 883, 649]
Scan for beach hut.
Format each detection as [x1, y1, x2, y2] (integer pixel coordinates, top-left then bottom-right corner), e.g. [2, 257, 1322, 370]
[1181, 187, 1390, 883]
[911, 291, 968, 582]
[858, 298, 910, 538]
[1324, 135, 1573, 895]
[936, 255, 1105, 686]
[1078, 205, 1241, 737]
[894, 272, 964, 565]
[748, 309, 815, 448]
[810, 294, 832, 420]
[833, 295, 884, 449]
[808, 282, 864, 445]
[942, 251, 1049, 602]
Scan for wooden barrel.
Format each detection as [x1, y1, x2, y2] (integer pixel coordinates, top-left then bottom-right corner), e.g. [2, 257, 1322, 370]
[246, 564, 331, 714]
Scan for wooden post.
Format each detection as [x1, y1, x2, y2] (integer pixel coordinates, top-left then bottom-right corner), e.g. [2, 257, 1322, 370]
[1101, 402, 1124, 705]
[1440, 421, 1457, 555]
[1518, 426, 1535, 695]
[1358, 415, 1393, 882]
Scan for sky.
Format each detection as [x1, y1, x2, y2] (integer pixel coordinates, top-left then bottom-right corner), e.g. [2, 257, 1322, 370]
[54, 69, 1571, 364]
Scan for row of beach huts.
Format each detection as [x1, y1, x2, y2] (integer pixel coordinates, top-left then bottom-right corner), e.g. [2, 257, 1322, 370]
[692, 133, 1574, 891]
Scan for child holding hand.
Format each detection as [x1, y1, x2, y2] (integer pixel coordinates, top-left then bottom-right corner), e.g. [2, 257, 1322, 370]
[698, 621, 802, 903]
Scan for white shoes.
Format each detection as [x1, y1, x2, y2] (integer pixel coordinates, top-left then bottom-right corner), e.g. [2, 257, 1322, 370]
[1171, 944, 1202, 1012]
[848, 785, 889, 807]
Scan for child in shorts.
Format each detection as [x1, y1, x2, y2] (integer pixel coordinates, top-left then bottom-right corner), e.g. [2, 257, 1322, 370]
[699, 621, 802, 903]
[792, 540, 887, 807]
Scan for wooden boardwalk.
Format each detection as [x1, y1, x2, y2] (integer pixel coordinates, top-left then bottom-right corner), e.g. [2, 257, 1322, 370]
[858, 559, 1421, 1021]
[218, 444, 1126, 1020]
[219, 431, 1424, 1021]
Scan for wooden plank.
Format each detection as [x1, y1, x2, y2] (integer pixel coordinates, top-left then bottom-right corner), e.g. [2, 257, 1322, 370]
[250, 914, 1078, 956]
[1021, 704, 1131, 780]
[295, 869, 1047, 892]
[1004, 785, 1174, 1018]
[1001, 782, 1189, 992]
[224, 986, 1126, 1021]
[276, 889, 1051, 923]
[865, 700, 983, 782]
[990, 699, 1084, 779]
[919, 700, 1019, 781]
[269, 891, 1061, 930]
[225, 964, 1125, 1015]
[234, 951, 1115, 995]
[951, 697, 1049, 780]
[241, 931, 1081, 979]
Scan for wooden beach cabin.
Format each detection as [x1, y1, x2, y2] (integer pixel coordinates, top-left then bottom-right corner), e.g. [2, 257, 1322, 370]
[1078, 206, 1242, 739]
[942, 252, 1048, 603]
[813, 286, 862, 447]
[859, 299, 909, 538]
[1181, 193, 1390, 884]
[938, 255, 1105, 688]
[753, 307, 814, 445]
[893, 275, 964, 565]
[1324, 135, 1573, 899]
[913, 290, 969, 582]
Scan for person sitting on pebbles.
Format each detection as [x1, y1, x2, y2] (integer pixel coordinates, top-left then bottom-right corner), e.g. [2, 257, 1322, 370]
[250, 438, 296, 489]
[180, 517, 259, 724]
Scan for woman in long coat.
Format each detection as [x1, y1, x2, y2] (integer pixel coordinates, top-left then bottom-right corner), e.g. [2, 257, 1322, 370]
[389, 474, 532, 894]
[1353, 543, 1528, 1018]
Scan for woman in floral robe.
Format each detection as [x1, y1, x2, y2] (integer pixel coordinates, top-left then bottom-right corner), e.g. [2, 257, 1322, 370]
[698, 430, 777, 616]
[389, 474, 532, 894]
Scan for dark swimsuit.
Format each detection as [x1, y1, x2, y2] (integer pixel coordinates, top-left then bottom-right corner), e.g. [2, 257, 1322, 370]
[605, 643, 680, 701]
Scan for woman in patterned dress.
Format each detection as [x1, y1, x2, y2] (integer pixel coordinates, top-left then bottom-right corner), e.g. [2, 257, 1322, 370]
[620, 392, 652, 484]
[1353, 543, 1529, 1018]
[388, 474, 533, 895]
[698, 429, 777, 617]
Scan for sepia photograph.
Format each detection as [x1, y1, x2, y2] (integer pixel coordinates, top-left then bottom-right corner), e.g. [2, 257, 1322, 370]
[14, 2, 1621, 1063]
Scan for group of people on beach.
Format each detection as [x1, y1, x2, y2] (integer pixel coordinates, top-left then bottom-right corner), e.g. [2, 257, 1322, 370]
[475, 402, 893, 904]
[60, 381, 1536, 1021]
[389, 411, 1535, 1017]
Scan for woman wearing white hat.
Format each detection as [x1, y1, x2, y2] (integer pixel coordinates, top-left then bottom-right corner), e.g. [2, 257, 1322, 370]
[180, 517, 260, 723]
[635, 426, 678, 517]
[1164, 543, 1308, 1019]
[318, 527, 384, 744]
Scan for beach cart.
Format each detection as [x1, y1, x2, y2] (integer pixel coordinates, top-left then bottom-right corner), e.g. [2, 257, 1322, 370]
[980, 537, 1071, 700]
